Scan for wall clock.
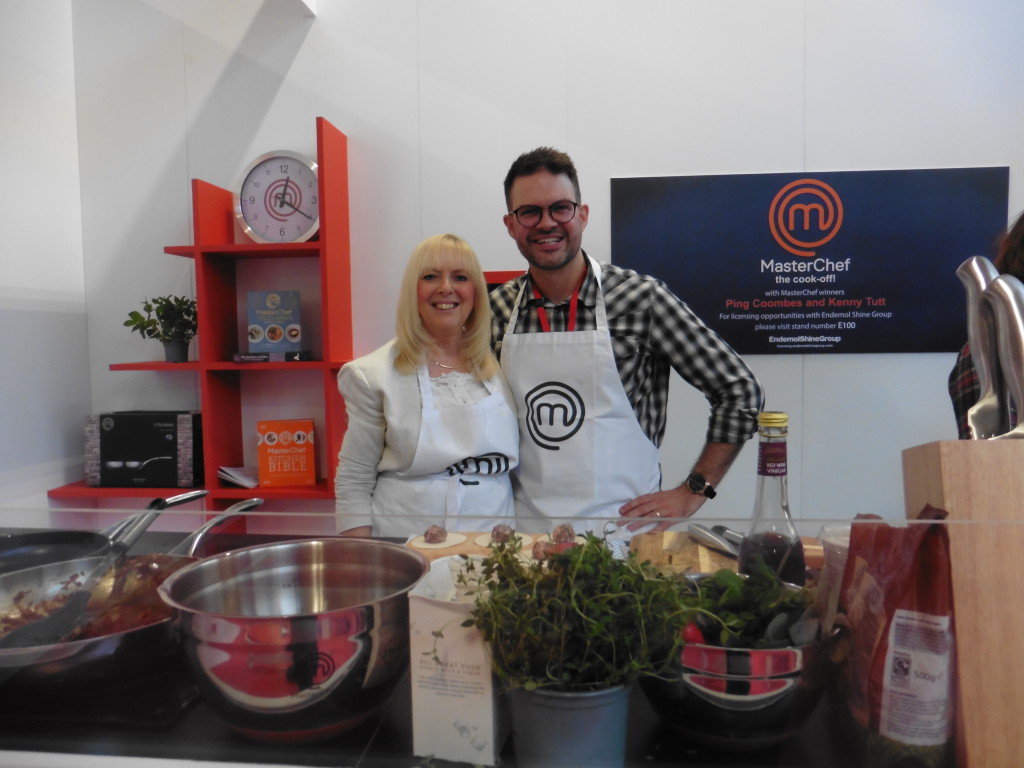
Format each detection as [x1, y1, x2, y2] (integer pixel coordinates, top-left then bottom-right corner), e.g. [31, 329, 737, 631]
[234, 150, 320, 243]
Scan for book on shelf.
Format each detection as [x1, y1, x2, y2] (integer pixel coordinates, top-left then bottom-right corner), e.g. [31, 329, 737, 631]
[233, 350, 314, 363]
[247, 290, 302, 353]
[257, 419, 316, 487]
[217, 465, 259, 489]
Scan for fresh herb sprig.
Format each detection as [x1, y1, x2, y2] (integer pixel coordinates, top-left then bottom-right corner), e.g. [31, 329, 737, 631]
[458, 532, 696, 693]
[686, 559, 815, 648]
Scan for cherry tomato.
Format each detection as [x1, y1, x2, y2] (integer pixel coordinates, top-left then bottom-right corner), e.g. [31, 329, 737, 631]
[682, 622, 705, 644]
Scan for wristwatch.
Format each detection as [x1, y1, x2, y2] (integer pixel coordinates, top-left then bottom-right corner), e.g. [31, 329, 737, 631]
[685, 471, 717, 499]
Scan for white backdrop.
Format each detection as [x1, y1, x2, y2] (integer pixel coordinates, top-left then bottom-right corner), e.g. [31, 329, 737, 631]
[4, 0, 1024, 529]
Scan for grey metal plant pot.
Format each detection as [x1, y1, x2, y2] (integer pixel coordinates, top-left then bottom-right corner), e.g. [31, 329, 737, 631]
[162, 341, 189, 362]
[508, 684, 630, 768]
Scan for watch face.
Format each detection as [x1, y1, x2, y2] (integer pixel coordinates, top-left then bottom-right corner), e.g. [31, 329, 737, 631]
[235, 151, 320, 243]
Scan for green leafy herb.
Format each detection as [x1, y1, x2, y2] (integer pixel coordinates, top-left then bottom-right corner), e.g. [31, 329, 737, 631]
[458, 532, 696, 693]
[686, 558, 815, 648]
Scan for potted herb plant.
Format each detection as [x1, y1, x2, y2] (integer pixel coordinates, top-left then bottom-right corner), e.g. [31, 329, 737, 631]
[458, 530, 696, 768]
[124, 295, 198, 362]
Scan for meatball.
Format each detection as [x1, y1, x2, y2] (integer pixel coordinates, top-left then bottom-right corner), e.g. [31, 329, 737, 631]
[532, 540, 553, 560]
[551, 523, 576, 544]
[490, 523, 515, 544]
[423, 525, 448, 544]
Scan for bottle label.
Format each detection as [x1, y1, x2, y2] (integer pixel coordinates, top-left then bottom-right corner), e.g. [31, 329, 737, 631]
[758, 441, 787, 476]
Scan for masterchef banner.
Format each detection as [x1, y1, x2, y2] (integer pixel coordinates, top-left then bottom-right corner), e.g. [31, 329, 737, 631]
[610, 167, 1009, 354]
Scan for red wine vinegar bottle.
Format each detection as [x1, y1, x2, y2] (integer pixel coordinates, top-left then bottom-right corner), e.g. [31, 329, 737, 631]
[738, 411, 806, 585]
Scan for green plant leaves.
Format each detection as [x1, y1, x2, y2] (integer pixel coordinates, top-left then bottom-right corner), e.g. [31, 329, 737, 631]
[124, 295, 197, 344]
[459, 534, 816, 692]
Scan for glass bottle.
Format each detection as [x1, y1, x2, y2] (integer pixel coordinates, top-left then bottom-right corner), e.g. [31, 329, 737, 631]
[738, 411, 806, 585]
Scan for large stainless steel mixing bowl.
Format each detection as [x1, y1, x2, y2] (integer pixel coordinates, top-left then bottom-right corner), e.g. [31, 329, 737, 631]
[641, 637, 832, 750]
[157, 537, 429, 744]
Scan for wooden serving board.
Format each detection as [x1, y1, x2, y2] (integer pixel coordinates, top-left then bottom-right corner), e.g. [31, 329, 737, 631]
[629, 531, 737, 574]
[405, 530, 820, 573]
[630, 532, 823, 574]
[405, 532, 539, 562]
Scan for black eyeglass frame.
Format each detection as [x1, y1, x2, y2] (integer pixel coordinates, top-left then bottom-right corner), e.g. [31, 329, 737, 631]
[508, 200, 580, 227]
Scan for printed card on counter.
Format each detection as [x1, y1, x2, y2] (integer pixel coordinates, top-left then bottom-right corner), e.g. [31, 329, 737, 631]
[233, 350, 314, 363]
[247, 290, 302, 353]
[256, 419, 316, 486]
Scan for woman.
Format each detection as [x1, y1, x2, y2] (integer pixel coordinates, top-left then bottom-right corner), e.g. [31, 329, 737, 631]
[949, 209, 1024, 438]
[334, 233, 519, 537]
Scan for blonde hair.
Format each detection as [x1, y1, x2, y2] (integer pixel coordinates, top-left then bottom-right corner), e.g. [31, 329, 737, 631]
[394, 233, 498, 380]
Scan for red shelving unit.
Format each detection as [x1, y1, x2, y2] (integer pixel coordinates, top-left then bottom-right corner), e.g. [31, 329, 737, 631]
[49, 117, 352, 511]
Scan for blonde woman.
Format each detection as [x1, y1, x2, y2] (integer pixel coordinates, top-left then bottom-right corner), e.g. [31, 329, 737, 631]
[334, 234, 519, 537]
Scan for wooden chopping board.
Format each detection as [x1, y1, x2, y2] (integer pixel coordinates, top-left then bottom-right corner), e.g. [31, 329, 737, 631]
[405, 531, 821, 572]
[630, 532, 823, 574]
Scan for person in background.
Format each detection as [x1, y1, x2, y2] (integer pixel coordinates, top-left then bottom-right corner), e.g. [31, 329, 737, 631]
[948, 209, 1024, 438]
[490, 147, 764, 533]
[335, 233, 519, 538]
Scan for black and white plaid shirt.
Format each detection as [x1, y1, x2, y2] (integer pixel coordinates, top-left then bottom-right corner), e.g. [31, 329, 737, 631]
[489, 256, 763, 447]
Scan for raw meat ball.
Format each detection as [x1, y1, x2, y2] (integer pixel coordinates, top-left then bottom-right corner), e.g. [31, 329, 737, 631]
[423, 525, 448, 544]
[491, 523, 514, 543]
[551, 523, 576, 544]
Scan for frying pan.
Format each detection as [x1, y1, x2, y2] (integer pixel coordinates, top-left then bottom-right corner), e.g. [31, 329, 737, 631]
[0, 490, 208, 575]
[0, 496, 261, 693]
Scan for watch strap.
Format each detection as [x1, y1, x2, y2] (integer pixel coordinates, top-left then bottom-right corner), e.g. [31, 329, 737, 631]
[686, 471, 717, 499]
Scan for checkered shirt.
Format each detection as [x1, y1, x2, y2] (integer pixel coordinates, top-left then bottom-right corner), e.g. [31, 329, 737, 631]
[489, 257, 764, 447]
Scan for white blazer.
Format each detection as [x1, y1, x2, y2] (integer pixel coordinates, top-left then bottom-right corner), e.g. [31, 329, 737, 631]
[333, 339, 518, 532]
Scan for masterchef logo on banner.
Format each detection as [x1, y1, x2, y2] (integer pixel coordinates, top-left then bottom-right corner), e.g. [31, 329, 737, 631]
[768, 179, 844, 258]
[610, 167, 1008, 354]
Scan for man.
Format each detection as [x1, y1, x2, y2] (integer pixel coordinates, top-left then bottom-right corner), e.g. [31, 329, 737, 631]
[490, 147, 763, 532]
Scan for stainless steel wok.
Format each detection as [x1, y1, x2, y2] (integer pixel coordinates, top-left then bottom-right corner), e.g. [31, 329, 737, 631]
[0, 496, 260, 693]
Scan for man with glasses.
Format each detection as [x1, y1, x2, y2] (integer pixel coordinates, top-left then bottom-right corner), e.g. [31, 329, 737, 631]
[490, 146, 763, 532]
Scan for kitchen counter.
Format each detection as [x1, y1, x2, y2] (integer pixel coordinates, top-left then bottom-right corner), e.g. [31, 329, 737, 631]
[0, 526, 854, 768]
[0, 667, 852, 768]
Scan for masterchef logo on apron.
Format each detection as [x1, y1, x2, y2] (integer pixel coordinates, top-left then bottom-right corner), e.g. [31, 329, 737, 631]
[444, 452, 512, 484]
[524, 382, 586, 450]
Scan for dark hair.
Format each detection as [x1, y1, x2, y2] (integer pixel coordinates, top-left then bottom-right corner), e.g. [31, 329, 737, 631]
[995, 208, 1024, 280]
[503, 147, 581, 209]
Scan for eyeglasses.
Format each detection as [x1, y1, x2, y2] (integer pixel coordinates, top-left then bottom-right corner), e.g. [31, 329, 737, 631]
[509, 200, 579, 227]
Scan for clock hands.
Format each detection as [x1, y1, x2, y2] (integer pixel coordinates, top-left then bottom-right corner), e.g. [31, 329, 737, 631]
[273, 177, 313, 219]
[276, 198, 313, 220]
[276, 177, 291, 209]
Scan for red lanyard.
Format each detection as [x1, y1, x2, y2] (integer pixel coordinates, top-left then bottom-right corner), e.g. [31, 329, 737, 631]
[532, 274, 585, 332]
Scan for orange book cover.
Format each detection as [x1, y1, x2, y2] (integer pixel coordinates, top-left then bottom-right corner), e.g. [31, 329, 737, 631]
[256, 419, 316, 486]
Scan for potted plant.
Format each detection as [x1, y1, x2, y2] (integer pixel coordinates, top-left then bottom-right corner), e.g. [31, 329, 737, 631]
[124, 295, 198, 362]
[457, 530, 696, 768]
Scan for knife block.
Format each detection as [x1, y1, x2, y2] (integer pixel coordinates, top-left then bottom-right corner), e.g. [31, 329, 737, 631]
[902, 439, 1024, 768]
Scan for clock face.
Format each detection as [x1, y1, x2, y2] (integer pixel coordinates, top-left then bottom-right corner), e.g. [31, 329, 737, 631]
[235, 151, 320, 244]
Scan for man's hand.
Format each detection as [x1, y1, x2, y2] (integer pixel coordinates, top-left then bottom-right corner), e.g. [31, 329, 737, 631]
[618, 486, 705, 534]
[617, 441, 746, 533]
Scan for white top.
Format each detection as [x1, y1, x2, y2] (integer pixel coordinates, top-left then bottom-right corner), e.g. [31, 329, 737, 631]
[430, 370, 489, 409]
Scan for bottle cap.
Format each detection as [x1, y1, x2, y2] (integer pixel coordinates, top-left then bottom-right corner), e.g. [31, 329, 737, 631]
[757, 411, 788, 428]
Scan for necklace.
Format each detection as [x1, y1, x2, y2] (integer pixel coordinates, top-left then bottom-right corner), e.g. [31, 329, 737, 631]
[431, 359, 465, 370]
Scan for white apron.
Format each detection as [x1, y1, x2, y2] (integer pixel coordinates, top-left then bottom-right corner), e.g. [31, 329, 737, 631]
[500, 258, 661, 530]
[371, 366, 519, 538]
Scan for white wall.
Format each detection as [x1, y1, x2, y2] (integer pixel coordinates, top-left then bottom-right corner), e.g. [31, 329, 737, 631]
[0, 0, 92, 515]
[5, 0, 1024, 528]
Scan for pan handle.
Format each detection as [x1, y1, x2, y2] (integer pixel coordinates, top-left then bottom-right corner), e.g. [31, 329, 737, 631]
[111, 490, 210, 550]
[168, 497, 264, 557]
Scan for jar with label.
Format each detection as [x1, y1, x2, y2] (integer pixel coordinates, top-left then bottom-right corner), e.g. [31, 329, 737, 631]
[738, 410, 806, 585]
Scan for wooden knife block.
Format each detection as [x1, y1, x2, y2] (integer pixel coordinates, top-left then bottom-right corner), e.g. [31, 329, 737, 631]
[902, 439, 1024, 768]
